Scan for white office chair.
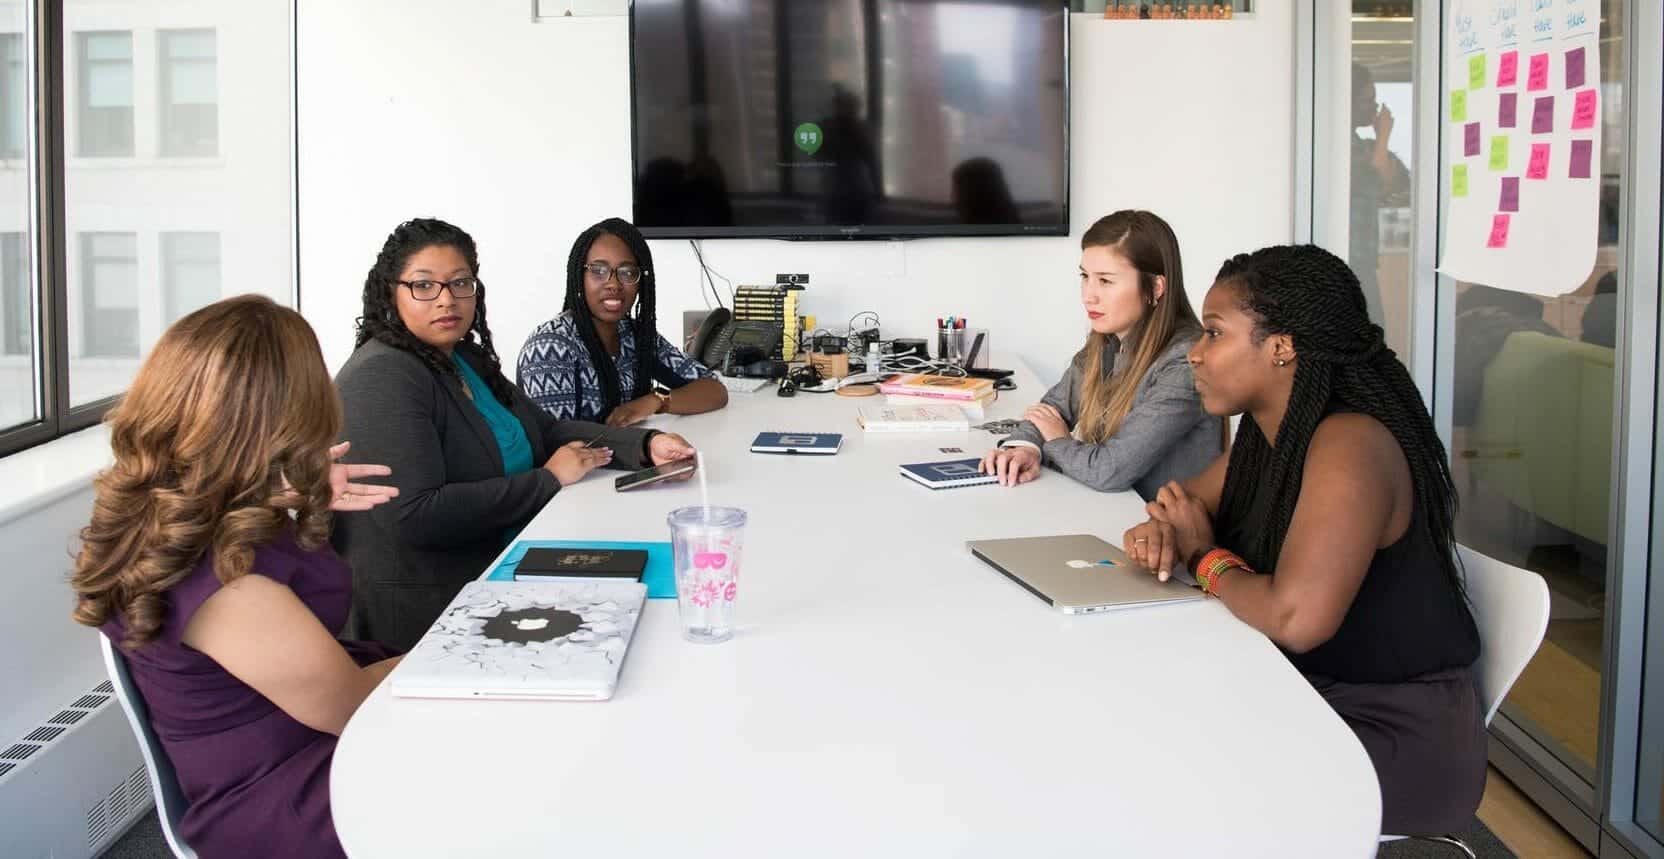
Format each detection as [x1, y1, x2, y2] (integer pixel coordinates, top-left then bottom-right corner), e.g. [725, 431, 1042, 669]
[101, 635, 199, 859]
[1379, 545, 1551, 857]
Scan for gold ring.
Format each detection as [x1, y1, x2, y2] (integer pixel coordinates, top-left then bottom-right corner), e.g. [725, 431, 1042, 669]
[1135, 537, 1147, 543]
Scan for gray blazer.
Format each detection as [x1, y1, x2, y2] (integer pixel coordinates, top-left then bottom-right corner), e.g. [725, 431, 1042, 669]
[1003, 327, 1222, 501]
[332, 338, 653, 651]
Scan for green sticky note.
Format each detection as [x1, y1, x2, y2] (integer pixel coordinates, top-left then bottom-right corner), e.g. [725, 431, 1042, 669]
[1488, 135, 1509, 170]
[1469, 54, 1487, 90]
[1452, 164, 1469, 197]
[1450, 90, 1468, 122]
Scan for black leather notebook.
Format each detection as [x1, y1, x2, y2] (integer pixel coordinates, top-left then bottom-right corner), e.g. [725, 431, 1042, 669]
[513, 548, 648, 581]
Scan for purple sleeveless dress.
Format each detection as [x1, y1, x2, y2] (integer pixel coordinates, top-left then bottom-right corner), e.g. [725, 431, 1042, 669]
[101, 530, 395, 858]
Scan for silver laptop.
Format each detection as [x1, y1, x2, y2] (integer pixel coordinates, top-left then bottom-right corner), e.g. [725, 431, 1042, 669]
[967, 534, 1203, 614]
[390, 580, 647, 701]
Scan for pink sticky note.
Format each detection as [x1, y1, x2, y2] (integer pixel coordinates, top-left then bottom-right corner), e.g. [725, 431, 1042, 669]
[1531, 95, 1555, 133]
[1499, 177, 1520, 212]
[1498, 93, 1518, 128]
[1569, 139, 1593, 179]
[1497, 51, 1520, 86]
[1564, 46, 1587, 88]
[1464, 122, 1482, 157]
[1487, 214, 1512, 249]
[1527, 143, 1551, 179]
[1528, 53, 1550, 91]
[1572, 89, 1598, 130]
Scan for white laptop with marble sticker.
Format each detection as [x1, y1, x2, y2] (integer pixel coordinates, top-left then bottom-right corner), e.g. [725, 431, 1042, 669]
[390, 580, 647, 701]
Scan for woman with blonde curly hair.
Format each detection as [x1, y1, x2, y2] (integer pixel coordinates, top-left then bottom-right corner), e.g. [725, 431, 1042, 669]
[72, 295, 401, 858]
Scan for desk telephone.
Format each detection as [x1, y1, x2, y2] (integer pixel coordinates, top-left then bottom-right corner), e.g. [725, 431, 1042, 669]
[689, 308, 784, 378]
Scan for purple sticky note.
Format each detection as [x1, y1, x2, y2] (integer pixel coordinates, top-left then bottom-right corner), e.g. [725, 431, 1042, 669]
[1527, 143, 1551, 179]
[1565, 46, 1587, 88]
[1464, 122, 1481, 157]
[1499, 93, 1518, 128]
[1572, 88, 1598, 130]
[1569, 139, 1593, 179]
[1528, 53, 1550, 91]
[1532, 95, 1555, 133]
[1499, 177, 1520, 212]
[1487, 214, 1511, 249]
[1497, 50, 1520, 87]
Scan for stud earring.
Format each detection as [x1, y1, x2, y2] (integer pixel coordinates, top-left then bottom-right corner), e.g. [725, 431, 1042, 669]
[1274, 359, 1288, 367]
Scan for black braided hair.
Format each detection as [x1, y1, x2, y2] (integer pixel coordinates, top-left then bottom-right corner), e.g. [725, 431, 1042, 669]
[354, 218, 515, 407]
[1214, 244, 1463, 595]
[561, 217, 666, 420]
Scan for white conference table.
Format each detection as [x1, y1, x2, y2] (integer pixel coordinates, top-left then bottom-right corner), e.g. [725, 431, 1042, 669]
[333, 362, 1382, 858]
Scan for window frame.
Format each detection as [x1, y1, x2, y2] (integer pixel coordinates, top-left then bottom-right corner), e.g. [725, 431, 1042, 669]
[0, 0, 298, 459]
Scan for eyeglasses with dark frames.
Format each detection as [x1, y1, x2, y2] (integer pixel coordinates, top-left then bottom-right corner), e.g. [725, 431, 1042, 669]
[397, 276, 481, 301]
[582, 262, 648, 286]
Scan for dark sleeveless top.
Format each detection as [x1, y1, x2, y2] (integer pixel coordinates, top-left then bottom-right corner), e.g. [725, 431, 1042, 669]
[1224, 482, 1480, 685]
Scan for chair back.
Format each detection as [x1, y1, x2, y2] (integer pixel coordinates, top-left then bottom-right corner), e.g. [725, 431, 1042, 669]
[1457, 545, 1552, 725]
[100, 635, 198, 859]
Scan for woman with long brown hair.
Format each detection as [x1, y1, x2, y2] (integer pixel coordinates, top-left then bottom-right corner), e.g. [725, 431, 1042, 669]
[72, 295, 401, 858]
[979, 210, 1222, 500]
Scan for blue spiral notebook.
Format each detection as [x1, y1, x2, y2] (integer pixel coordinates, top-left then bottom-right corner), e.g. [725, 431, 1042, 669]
[486, 539, 675, 598]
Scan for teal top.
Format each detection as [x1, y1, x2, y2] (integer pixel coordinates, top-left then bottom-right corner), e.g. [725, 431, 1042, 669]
[453, 353, 534, 476]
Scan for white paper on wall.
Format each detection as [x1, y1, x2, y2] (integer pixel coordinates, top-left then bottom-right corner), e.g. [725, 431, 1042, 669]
[1436, 0, 1601, 296]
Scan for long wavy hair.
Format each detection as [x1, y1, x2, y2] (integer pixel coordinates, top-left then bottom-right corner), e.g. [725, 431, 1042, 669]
[72, 296, 341, 648]
[562, 218, 665, 419]
[1073, 210, 1200, 443]
[1213, 245, 1462, 594]
[354, 218, 515, 406]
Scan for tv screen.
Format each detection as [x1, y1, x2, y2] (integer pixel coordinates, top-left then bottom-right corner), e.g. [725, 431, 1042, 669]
[630, 0, 1070, 239]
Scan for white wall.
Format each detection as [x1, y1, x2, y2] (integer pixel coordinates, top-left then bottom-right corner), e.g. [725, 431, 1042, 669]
[298, 2, 1293, 384]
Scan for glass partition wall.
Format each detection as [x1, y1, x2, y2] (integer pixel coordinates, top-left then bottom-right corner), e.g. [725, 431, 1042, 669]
[1306, 1, 1662, 857]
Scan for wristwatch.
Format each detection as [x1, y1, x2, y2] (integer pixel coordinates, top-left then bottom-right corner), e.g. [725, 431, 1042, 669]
[651, 385, 672, 413]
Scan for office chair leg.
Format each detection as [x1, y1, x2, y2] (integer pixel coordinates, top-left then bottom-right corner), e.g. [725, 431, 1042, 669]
[1408, 835, 1477, 858]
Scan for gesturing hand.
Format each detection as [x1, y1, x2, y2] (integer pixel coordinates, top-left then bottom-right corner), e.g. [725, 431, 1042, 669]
[327, 442, 399, 512]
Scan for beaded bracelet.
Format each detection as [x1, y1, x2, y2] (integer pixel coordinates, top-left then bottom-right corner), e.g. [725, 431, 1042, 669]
[1195, 548, 1255, 596]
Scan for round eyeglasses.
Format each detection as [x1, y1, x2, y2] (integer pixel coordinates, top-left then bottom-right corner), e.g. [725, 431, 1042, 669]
[397, 277, 481, 301]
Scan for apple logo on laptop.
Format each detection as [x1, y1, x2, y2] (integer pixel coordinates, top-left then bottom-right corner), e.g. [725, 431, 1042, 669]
[1065, 559, 1121, 569]
[513, 618, 550, 631]
[482, 607, 583, 644]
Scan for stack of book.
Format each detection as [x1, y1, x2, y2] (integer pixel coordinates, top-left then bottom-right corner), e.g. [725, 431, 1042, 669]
[877, 373, 998, 420]
[733, 284, 803, 360]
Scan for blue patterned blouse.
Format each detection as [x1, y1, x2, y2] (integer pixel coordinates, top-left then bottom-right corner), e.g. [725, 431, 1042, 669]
[516, 312, 715, 422]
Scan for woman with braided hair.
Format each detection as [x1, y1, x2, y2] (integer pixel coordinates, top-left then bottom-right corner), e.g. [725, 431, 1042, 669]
[518, 217, 728, 426]
[1123, 244, 1484, 835]
[334, 218, 697, 650]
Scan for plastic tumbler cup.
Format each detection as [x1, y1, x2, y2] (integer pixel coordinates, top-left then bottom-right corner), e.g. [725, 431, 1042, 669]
[668, 506, 747, 643]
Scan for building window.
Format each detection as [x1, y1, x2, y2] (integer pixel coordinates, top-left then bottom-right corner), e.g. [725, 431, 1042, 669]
[2, 233, 28, 356]
[162, 232, 220, 323]
[76, 31, 133, 158]
[79, 232, 138, 357]
[0, 34, 24, 160]
[159, 29, 217, 157]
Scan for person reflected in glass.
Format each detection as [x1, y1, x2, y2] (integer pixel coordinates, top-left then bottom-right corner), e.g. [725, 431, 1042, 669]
[518, 217, 727, 426]
[1350, 63, 1410, 328]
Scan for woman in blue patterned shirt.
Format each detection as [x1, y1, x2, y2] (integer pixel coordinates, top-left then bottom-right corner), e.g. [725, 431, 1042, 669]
[518, 218, 728, 426]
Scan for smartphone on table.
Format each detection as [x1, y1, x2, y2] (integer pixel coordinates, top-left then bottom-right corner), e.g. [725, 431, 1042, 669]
[614, 458, 697, 492]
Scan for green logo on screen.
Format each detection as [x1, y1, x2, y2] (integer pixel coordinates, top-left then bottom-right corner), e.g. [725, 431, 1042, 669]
[793, 122, 823, 155]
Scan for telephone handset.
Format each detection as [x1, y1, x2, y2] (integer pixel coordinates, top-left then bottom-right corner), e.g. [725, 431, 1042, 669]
[690, 308, 784, 376]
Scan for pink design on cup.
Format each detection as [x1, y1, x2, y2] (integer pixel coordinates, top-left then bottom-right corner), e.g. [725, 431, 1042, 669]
[722, 582, 737, 602]
[694, 551, 728, 570]
[692, 579, 721, 607]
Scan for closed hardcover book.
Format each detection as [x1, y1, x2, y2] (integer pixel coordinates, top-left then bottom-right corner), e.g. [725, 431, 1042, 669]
[899, 458, 998, 489]
[884, 392, 994, 420]
[856, 405, 971, 432]
[514, 547, 648, 582]
[876, 373, 995, 401]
